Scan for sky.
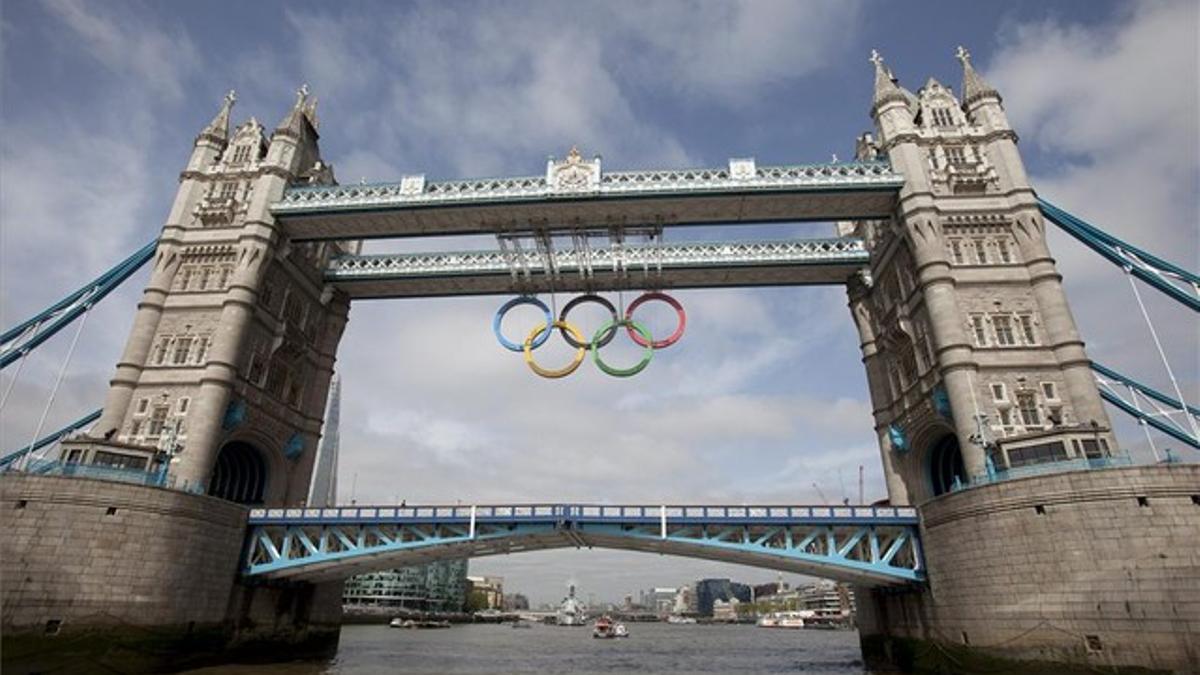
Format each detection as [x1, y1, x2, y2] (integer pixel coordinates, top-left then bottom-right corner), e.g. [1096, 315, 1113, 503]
[1, 0, 1197, 606]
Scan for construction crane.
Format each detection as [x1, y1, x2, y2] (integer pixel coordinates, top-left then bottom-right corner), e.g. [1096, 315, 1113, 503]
[811, 482, 830, 505]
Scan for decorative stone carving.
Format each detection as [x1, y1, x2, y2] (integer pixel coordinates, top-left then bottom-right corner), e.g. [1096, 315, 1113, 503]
[546, 146, 600, 193]
[729, 158, 756, 180]
[399, 174, 425, 196]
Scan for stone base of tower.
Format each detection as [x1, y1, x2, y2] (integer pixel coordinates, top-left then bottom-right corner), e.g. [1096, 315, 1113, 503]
[857, 464, 1199, 674]
[0, 474, 342, 674]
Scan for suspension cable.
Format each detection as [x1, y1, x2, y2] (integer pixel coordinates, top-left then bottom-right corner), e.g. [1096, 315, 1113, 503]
[1125, 269, 1200, 440]
[0, 350, 30, 413]
[20, 305, 92, 471]
[1126, 386, 1161, 462]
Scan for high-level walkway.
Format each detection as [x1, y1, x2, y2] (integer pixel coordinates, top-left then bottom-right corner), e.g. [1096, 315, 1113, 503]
[272, 159, 903, 240]
[244, 503, 923, 586]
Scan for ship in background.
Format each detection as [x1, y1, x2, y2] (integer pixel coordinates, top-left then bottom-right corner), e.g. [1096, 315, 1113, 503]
[556, 582, 587, 626]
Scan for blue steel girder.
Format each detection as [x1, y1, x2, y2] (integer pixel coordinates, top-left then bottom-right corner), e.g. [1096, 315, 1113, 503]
[244, 504, 924, 587]
[1, 240, 156, 369]
[1093, 362, 1200, 450]
[1039, 198, 1200, 313]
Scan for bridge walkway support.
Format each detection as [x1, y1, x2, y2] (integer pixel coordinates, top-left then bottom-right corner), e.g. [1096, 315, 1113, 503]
[858, 465, 1200, 674]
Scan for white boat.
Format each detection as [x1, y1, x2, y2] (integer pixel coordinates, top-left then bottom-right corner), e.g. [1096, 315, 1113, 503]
[756, 610, 815, 628]
[666, 615, 697, 625]
[592, 615, 628, 639]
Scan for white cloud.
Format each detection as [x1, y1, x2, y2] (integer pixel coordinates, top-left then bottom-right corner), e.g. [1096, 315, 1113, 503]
[41, 0, 200, 103]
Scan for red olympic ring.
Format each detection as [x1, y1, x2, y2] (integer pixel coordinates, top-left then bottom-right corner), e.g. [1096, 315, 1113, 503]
[624, 292, 686, 349]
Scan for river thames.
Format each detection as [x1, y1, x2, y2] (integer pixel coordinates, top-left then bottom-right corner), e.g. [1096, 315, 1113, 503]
[182, 623, 871, 675]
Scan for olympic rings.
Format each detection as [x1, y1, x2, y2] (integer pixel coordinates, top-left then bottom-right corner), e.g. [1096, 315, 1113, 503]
[493, 292, 685, 378]
[558, 294, 619, 349]
[624, 292, 687, 349]
[493, 296, 553, 352]
[523, 321, 586, 379]
[591, 319, 654, 378]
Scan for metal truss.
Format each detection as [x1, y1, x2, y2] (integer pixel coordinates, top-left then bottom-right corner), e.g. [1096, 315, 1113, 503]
[244, 504, 923, 586]
[1040, 199, 1199, 313]
[327, 238, 867, 281]
[1, 240, 156, 369]
[1093, 362, 1200, 451]
[273, 161, 902, 214]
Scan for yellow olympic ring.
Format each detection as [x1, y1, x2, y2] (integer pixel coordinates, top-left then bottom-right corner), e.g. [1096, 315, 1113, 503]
[523, 320, 586, 379]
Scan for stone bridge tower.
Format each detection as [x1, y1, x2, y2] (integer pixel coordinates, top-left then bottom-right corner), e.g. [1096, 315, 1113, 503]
[844, 49, 1115, 504]
[70, 88, 355, 506]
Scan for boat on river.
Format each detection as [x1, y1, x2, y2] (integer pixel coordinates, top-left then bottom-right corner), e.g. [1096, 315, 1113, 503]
[756, 610, 814, 629]
[556, 583, 588, 626]
[592, 615, 629, 639]
[389, 617, 452, 629]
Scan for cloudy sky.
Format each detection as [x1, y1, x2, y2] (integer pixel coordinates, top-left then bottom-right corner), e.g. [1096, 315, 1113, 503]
[1, 0, 1196, 605]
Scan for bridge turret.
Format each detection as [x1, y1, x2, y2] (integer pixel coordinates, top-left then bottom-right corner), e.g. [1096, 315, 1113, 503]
[83, 87, 352, 507]
[845, 48, 1118, 502]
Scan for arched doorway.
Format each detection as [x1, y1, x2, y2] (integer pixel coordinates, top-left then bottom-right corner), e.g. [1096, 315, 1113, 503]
[927, 434, 965, 497]
[208, 441, 267, 504]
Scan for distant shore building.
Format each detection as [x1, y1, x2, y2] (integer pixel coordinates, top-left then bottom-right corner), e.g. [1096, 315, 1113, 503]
[466, 575, 504, 610]
[342, 559, 468, 612]
[694, 578, 752, 617]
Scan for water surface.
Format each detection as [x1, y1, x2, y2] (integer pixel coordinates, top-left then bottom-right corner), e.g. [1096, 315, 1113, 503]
[183, 623, 870, 675]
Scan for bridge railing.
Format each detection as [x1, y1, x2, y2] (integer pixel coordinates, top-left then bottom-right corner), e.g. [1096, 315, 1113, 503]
[248, 503, 919, 525]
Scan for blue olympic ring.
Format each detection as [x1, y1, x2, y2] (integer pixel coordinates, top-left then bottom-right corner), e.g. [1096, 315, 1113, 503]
[493, 296, 554, 352]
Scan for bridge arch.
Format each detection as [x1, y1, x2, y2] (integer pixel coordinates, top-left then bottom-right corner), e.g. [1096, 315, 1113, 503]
[925, 433, 965, 497]
[208, 440, 270, 505]
[243, 505, 924, 587]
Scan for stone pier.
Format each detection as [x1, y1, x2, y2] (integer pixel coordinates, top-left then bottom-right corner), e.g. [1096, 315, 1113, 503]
[1, 474, 342, 674]
[857, 465, 1200, 674]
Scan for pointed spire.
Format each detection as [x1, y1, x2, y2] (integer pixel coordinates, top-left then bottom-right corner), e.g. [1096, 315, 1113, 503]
[197, 90, 235, 144]
[870, 49, 909, 116]
[275, 83, 316, 137]
[956, 46, 1000, 107]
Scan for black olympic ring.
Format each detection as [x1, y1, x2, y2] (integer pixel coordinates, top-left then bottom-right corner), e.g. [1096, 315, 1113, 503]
[557, 294, 620, 349]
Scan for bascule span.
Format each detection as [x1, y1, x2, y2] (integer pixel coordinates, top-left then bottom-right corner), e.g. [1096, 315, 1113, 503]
[244, 503, 923, 586]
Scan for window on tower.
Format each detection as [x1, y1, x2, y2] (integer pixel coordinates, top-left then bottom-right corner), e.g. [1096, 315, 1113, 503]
[973, 239, 988, 264]
[996, 239, 1013, 263]
[949, 238, 965, 264]
[992, 315, 1016, 346]
[1016, 391, 1041, 427]
[970, 315, 988, 346]
[1018, 314, 1037, 345]
[173, 337, 193, 365]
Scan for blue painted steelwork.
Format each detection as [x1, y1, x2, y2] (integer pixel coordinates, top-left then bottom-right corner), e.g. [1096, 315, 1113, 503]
[1, 240, 157, 369]
[1092, 362, 1200, 450]
[959, 454, 1134, 491]
[244, 504, 924, 586]
[0, 408, 101, 470]
[1039, 199, 1199, 312]
[21, 457, 167, 487]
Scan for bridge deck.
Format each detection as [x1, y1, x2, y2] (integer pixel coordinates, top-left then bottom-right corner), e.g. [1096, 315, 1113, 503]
[325, 238, 868, 299]
[273, 161, 902, 241]
[245, 504, 924, 587]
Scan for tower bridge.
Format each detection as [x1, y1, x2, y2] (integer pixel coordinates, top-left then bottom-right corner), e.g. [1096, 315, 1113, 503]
[3, 48, 1198, 675]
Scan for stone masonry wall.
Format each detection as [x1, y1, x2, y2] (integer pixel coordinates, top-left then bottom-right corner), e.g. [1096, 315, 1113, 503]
[858, 464, 1200, 673]
[1, 474, 341, 673]
[2, 473, 247, 631]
